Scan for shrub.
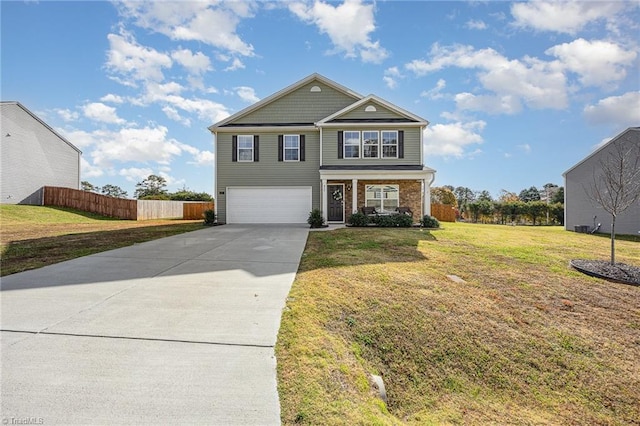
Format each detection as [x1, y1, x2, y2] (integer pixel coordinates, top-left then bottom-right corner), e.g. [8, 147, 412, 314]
[307, 209, 325, 228]
[348, 212, 369, 227]
[394, 214, 414, 228]
[203, 209, 216, 225]
[421, 215, 440, 228]
[374, 215, 396, 227]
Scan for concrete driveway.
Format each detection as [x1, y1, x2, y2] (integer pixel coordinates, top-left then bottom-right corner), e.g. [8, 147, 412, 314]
[1, 224, 309, 425]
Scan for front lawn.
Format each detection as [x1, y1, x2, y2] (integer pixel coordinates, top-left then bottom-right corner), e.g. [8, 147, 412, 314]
[276, 223, 640, 425]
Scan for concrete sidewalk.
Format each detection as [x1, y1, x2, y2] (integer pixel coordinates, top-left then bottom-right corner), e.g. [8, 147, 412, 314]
[1, 224, 309, 425]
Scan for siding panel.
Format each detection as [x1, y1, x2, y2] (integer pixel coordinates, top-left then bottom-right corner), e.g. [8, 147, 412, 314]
[216, 131, 321, 223]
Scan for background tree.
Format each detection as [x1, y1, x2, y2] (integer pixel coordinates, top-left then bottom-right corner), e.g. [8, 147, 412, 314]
[476, 190, 493, 202]
[498, 190, 519, 203]
[430, 186, 458, 207]
[100, 184, 128, 199]
[170, 190, 213, 201]
[551, 187, 564, 204]
[454, 186, 475, 207]
[134, 175, 168, 199]
[81, 181, 99, 192]
[586, 134, 640, 264]
[524, 201, 547, 226]
[519, 186, 541, 202]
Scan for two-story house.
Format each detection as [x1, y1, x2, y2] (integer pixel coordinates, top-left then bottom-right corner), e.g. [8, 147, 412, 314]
[209, 73, 436, 224]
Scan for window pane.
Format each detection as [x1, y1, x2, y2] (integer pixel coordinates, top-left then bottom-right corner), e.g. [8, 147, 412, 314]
[284, 135, 299, 148]
[383, 145, 397, 158]
[345, 145, 359, 158]
[285, 149, 298, 161]
[238, 149, 253, 161]
[382, 131, 397, 144]
[367, 200, 382, 210]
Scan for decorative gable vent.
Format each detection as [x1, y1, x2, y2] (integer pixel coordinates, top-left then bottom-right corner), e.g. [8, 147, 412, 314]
[310, 85, 322, 92]
[365, 105, 377, 112]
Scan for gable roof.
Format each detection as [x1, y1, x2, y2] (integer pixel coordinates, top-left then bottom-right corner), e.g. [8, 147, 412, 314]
[316, 94, 429, 126]
[563, 127, 639, 176]
[209, 73, 362, 130]
[1, 101, 82, 154]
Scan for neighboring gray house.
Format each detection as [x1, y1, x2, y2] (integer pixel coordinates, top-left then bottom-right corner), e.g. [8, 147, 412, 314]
[209, 73, 435, 224]
[1, 101, 81, 205]
[563, 127, 640, 236]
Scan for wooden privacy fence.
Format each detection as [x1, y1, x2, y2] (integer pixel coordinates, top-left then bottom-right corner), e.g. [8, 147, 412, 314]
[43, 186, 214, 221]
[44, 186, 137, 219]
[430, 203, 457, 222]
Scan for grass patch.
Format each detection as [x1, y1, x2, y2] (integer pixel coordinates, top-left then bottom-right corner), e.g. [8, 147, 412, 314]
[276, 223, 640, 425]
[1, 205, 204, 276]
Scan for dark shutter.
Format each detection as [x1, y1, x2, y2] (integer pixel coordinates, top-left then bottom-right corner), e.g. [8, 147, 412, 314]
[232, 135, 238, 162]
[398, 130, 404, 159]
[253, 135, 259, 162]
[278, 135, 283, 162]
[337, 131, 344, 159]
[300, 135, 305, 161]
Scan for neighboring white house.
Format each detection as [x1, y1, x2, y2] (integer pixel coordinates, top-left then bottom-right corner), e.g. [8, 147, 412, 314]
[1, 101, 81, 205]
[563, 127, 640, 236]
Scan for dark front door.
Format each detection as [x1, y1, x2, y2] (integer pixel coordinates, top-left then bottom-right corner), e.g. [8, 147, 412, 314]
[327, 184, 344, 222]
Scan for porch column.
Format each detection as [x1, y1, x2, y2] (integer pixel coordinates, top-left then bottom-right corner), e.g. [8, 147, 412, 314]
[423, 179, 431, 216]
[321, 179, 328, 222]
[351, 179, 358, 214]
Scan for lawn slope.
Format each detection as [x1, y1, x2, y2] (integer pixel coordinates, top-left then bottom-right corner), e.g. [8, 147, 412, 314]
[276, 224, 640, 425]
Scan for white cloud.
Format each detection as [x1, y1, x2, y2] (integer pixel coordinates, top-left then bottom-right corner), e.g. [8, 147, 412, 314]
[235, 86, 260, 103]
[421, 79, 446, 100]
[383, 67, 402, 89]
[465, 20, 487, 30]
[57, 128, 96, 149]
[224, 58, 246, 71]
[55, 108, 79, 122]
[518, 143, 532, 154]
[82, 102, 127, 125]
[545, 38, 636, 87]
[171, 48, 212, 74]
[81, 158, 104, 178]
[162, 106, 191, 127]
[289, 0, 388, 63]
[190, 150, 215, 166]
[423, 120, 486, 158]
[583, 91, 640, 128]
[407, 44, 568, 113]
[119, 166, 155, 182]
[510, 1, 627, 35]
[106, 31, 172, 85]
[116, 1, 255, 56]
[100, 94, 125, 104]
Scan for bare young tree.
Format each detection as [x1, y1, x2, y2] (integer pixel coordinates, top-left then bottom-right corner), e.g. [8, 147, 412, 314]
[586, 133, 640, 264]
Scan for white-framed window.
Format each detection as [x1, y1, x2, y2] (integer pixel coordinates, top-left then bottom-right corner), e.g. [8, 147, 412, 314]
[382, 131, 398, 158]
[362, 131, 379, 158]
[344, 131, 360, 158]
[284, 134, 300, 161]
[365, 185, 399, 212]
[237, 135, 254, 162]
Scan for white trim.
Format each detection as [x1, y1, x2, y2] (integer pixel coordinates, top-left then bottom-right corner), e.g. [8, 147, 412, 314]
[283, 134, 301, 162]
[318, 122, 427, 129]
[214, 131, 218, 218]
[327, 183, 346, 223]
[343, 130, 361, 159]
[320, 168, 435, 181]
[209, 73, 362, 130]
[381, 130, 399, 159]
[362, 130, 380, 159]
[352, 179, 358, 215]
[321, 179, 328, 222]
[215, 125, 317, 133]
[237, 134, 254, 162]
[317, 94, 429, 126]
[319, 127, 323, 166]
[563, 127, 640, 176]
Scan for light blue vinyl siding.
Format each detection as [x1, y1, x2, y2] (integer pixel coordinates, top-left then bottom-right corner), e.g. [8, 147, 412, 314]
[322, 127, 422, 166]
[216, 131, 321, 223]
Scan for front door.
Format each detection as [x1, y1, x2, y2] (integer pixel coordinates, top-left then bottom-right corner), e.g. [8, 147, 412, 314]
[327, 184, 344, 222]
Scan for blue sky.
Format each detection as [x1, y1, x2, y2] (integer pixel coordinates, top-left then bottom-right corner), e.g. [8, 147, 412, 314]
[2, 1, 638, 198]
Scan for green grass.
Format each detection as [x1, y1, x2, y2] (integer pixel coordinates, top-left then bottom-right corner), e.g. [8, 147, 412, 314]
[1, 205, 204, 276]
[276, 223, 640, 425]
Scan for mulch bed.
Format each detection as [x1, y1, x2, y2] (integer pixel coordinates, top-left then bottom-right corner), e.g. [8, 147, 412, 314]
[571, 259, 640, 286]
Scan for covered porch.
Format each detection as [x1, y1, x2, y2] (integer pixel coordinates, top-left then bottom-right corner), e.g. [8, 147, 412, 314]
[319, 166, 436, 223]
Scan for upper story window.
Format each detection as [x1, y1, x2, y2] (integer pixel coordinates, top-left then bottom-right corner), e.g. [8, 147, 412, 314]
[363, 131, 379, 158]
[382, 131, 398, 158]
[284, 135, 300, 161]
[237, 135, 254, 162]
[344, 131, 360, 158]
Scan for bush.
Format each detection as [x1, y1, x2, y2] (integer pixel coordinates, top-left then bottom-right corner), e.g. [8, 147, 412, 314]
[307, 209, 325, 228]
[348, 212, 369, 227]
[203, 209, 216, 225]
[421, 215, 440, 228]
[394, 214, 414, 228]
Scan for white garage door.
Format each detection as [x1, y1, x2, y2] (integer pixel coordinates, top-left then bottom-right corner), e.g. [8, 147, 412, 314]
[227, 186, 312, 223]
